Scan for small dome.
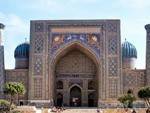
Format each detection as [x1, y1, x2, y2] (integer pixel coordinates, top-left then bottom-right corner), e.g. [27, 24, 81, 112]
[122, 40, 137, 58]
[14, 42, 30, 59]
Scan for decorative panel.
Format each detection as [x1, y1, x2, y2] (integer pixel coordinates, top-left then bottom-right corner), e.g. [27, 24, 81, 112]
[34, 34, 44, 53]
[109, 79, 117, 98]
[35, 23, 44, 32]
[108, 58, 118, 76]
[51, 33, 101, 57]
[107, 23, 117, 32]
[123, 74, 136, 86]
[108, 37, 117, 55]
[56, 50, 96, 74]
[34, 57, 43, 75]
[34, 78, 42, 98]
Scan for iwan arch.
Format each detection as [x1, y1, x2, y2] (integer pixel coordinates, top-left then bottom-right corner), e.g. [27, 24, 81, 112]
[28, 20, 122, 107]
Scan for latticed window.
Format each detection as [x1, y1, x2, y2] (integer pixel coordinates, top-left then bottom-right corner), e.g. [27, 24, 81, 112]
[88, 81, 95, 90]
[57, 81, 63, 89]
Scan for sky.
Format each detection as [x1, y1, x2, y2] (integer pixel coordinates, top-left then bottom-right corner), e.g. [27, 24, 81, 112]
[0, 0, 150, 69]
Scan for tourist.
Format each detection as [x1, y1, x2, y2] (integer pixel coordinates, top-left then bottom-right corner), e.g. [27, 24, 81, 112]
[132, 109, 136, 113]
[146, 108, 150, 113]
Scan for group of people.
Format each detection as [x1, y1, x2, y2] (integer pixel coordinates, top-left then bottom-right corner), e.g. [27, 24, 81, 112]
[96, 108, 150, 113]
[51, 106, 65, 113]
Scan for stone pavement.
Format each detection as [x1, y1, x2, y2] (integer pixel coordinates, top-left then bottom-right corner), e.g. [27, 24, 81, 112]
[14, 106, 148, 113]
[40, 108, 147, 113]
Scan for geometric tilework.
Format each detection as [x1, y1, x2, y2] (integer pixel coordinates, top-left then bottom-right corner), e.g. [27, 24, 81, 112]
[34, 78, 42, 98]
[107, 23, 117, 32]
[109, 79, 118, 98]
[34, 57, 43, 75]
[108, 38, 117, 55]
[108, 58, 118, 76]
[34, 35, 44, 53]
[124, 74, 136, 86]
[35, 23, 44, 32]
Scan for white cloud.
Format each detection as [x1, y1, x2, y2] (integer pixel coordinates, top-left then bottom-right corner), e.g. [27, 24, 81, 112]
[118, 0, 150, 9]
[0, 12, 29, 69]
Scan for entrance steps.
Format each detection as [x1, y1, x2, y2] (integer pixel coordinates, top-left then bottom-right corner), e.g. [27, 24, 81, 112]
[61, 108, 146, 113]
[62, 108, 98, 113]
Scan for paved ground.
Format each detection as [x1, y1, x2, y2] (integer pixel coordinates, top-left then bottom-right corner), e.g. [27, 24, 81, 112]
[38, 108, 147, 113]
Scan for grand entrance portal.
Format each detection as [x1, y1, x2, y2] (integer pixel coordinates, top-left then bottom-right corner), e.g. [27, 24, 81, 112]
[55, 48, 98, 107]
[70, 86, 81, 107]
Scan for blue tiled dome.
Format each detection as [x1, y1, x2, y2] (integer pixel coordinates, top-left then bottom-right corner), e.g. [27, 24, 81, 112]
[122, 40, 137, 58]
[14, 42, 30, 59]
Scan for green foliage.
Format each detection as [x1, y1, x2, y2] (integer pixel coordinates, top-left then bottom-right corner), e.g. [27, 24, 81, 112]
[0, 99, 10, 112]
[138, 87, 150, 107]
[4, 82, 18, 95]
[4, 82, 26, 96]
[0, 99, 16, 112]
[11, 110, 23, 113]
[3, 82, 26, 110]
[118, 93, 136, 108]
[15, 82, 26, 95]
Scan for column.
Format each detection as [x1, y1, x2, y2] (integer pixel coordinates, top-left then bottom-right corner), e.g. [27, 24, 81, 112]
[82, 79, 88, 106]
[63, 79, 69, 106]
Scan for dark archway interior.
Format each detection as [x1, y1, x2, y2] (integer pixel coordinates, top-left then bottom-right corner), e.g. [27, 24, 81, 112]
[54, 46, 98, 107]
[70, 86, 81, 107]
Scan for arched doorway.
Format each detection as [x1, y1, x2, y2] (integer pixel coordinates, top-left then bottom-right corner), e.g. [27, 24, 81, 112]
[88, 92, 95, 107]
[52, 43, 99, 107]
[56, 93, 63, 107]
[70, 86, 81, 107]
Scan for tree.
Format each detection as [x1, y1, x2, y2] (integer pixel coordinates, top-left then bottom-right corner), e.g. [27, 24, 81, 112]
[138, 87, 150, 108]
[4, 82, 18, 110]
[15, 82, 26, 105]
[118, 90, 136, 108]
[3, 82, 26, 111]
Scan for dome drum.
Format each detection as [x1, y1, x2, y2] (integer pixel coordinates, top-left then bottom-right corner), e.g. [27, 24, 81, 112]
[14, 42, 30, 69]
[122, 40, 137, 69]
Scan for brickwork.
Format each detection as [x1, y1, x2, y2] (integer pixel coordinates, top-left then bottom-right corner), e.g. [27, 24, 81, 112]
[5, 69, 28, 101]
[123, 69, 146, 97]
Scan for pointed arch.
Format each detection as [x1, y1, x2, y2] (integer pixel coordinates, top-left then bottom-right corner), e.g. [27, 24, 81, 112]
[50, 41, 100, 70]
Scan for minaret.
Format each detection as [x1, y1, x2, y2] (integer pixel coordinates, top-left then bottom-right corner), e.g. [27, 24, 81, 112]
[0, 23, 5, 45]
[145, 24, 150, 86]
[0, 23, 5, 98]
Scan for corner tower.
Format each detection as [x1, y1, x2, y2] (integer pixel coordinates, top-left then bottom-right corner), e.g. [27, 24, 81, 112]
[0, 23, 5, 98]
[145, 24, 150, 86]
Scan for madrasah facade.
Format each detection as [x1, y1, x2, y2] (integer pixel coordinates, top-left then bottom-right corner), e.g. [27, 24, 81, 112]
[0, 19, 150, 107]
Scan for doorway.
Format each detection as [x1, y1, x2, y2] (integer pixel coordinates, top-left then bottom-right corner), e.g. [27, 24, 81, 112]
[70, 86, 81, 107]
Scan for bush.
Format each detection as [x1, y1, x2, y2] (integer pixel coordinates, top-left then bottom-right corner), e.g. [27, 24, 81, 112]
[11, 110, 23, 113]
[0, 99, 16, 112]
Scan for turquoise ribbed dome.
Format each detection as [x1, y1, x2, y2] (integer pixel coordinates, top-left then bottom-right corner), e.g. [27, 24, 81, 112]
[122, 40, 137, 58]
[14, 42, 30, 59]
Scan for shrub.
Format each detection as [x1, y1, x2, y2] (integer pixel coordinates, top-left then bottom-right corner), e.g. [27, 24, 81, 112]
[0, 99, 10, 112]
[0, 99, 16, 113]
